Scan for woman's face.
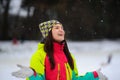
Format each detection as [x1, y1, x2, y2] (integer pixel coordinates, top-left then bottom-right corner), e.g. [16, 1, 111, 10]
[52, 24, 65, 42]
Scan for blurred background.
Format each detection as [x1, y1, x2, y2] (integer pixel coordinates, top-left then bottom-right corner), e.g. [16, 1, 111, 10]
[0, 0, 120, 80]
[0, 0, 120, 41]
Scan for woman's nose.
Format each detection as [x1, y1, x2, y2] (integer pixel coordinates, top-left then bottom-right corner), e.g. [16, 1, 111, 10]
[59, 28, 64, 31]
[59, 29, 64, 32]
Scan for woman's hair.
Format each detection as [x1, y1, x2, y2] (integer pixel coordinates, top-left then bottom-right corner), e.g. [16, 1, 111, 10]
[44, 30, 74, 70]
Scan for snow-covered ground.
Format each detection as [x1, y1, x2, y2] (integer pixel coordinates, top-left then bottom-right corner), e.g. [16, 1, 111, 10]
[0, 40, 120, 80]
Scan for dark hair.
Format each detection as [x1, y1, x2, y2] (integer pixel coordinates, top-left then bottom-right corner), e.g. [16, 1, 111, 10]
[44, 31, 74, 70]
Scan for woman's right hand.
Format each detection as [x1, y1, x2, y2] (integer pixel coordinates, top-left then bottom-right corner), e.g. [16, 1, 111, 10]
[12, 64, 34, 78]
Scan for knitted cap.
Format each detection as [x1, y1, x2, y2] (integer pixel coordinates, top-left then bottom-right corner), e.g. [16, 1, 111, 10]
[39, 20, 61, 38]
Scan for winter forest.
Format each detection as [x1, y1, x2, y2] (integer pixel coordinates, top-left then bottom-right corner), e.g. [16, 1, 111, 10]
[0, 0, 120, 80]
[0, 0, 120, 40]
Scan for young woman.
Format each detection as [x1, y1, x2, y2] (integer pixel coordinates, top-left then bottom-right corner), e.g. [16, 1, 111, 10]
[12, 20, 107, 80]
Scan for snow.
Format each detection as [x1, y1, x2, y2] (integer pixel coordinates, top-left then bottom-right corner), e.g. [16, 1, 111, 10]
[0, 40, 120, 80]
[9, 0, 28, 17]
[9, 0, 21, 14]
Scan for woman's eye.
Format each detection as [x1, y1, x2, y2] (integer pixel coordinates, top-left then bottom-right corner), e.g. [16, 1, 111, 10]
[55, 27, 59, 29]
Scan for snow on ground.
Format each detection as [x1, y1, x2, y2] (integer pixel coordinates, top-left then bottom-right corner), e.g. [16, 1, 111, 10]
[0, 40, 120, 80]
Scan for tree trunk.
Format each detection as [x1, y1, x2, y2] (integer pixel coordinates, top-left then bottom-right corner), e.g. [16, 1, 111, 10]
[2, 0, 11, 40]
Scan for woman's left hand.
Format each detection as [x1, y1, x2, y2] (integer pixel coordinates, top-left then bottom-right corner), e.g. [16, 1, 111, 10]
[96, 70, 108, 80]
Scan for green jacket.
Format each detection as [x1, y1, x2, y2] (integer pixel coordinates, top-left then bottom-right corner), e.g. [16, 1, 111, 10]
[27, 43, 99, 80]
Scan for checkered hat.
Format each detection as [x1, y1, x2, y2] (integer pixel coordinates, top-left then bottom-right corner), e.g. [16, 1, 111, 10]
[39, 20, 61, 38]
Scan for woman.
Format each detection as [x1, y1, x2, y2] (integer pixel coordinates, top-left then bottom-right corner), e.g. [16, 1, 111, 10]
[12, 20, 107, 80]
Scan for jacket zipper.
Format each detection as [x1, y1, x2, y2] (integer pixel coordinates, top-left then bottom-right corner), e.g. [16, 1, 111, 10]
[57, 64, 60, 80]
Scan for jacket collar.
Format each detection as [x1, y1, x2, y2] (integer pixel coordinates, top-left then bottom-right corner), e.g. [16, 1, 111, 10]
[53, 42, 64, 52]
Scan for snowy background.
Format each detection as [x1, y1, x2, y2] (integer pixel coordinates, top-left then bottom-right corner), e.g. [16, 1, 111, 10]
[0, 40, 120, 80]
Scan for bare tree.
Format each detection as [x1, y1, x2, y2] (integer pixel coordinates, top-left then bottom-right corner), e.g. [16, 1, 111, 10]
[1, 0, 11, 40]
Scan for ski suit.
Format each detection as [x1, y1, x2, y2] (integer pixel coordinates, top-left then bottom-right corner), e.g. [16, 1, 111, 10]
[26, 42, 99, 80]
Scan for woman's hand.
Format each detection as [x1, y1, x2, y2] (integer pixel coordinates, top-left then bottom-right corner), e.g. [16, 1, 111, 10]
[12, 64, 34, 78]
[96, 70, 108, 80]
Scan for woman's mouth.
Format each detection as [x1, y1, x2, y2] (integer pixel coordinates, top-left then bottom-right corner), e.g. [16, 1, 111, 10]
[58, 34, 63, 36]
